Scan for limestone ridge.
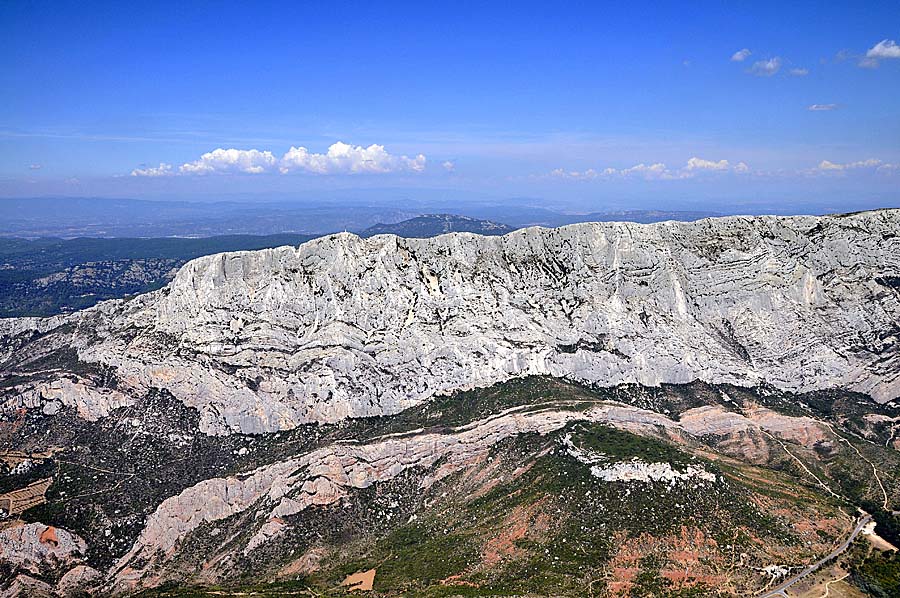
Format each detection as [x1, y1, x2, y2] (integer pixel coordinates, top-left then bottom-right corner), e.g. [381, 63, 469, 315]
[4, 210, 900, 435]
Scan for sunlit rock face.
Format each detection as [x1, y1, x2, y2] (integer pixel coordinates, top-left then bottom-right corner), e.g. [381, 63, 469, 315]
[6, 210, 900, 435]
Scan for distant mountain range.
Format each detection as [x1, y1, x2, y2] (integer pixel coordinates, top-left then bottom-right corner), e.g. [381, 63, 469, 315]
[0, 197, 723, 238]
[362, 214, 514, 237]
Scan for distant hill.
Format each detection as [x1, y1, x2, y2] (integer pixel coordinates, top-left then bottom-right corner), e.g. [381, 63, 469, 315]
[362, 214, 515, 237]
[0, 234, 315, 317]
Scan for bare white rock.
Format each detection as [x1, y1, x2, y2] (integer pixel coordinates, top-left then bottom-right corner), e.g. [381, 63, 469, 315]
[3, 211, 899, 434]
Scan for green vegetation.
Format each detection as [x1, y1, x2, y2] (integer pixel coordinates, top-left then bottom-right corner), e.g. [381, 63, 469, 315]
[565, 420, 694, 465]
[847, 541, 900, 598]
[301, 423, 784, 596]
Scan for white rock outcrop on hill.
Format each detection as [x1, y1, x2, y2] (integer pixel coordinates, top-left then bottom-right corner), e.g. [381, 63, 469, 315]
[5, 211, 900, 434]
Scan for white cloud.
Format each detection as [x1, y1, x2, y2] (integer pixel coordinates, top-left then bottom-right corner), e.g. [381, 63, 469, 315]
[731, 48, 752, 62]
[28, 164, 42, 170]
[685, 157, 729, 171]
[550, 157, 897, 181]
[848, 158, 883, 168]
[132, 142, 428, 177]
[866, 39, 900, 59]
[817, 160, 845, 171]
[179, 148, 277, 175]
[441, 160, 456, 172]
[131, 163, 174, 177]
[860, 39, 900, 68]
[549, 158, 747, 181]
[621, 163, 669, 178]
[789, 67, 809, 76]
[808, 104, 838, 111]
[749, 57, 782, 76]
[815, 158, 895, 174]
[550, 168, 600, 180]
[278, 142, 425, 174]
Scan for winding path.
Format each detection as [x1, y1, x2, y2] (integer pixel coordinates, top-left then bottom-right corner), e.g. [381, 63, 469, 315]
[756, 515, 871, 598]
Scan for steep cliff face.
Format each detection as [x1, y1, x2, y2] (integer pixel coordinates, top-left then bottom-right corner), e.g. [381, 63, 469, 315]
[0, 210, 896, 596]
[1, 211, 898, 437]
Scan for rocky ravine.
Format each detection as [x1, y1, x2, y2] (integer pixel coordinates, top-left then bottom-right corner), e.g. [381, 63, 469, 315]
[3, 210, 899, 435]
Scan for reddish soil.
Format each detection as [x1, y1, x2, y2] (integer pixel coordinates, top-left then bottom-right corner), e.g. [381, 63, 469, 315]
[39, 525, 59, 547]
[481, 498, 551, 567]
[606, 527, 727, 597]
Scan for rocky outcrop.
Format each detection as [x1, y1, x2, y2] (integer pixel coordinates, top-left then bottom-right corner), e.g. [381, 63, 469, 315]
[4, 378, 134, 421]
[1, 575, 54, 598]
[1, 211, 893, 436]
[0, 522, 86, 575]
[588, 461, 718, 485]
[56, 565, 101, 597]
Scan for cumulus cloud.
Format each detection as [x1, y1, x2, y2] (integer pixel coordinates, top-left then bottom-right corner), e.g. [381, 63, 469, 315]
[867, 39, 900, 59]
[442, 160, 456, 172]
[279, 142, 425, 174]
[789, 67, 809, 76]
[28, 164, 42, 170]
[685, 157, 729, 171]
[621, 163, 669, 178]
[180, 148, 277, 175]
[131, 142, 429, 177]
[131, 163, 174, 177]
[817, 160, 845, 171]
[811, 158, 899, 175]
[860, 39, 900, 68]
[549, 158, 748, 181]
[731, 48, 752, 62]
[808, 104, 838, 111]
[749, 57, 782, 76]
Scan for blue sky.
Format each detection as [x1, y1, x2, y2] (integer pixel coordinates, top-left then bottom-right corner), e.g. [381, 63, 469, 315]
[1, 1, 899, 212]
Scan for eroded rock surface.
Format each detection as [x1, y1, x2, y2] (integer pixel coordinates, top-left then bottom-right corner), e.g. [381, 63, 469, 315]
[2, 211, 898, 435]
[0, 522, 86, 575]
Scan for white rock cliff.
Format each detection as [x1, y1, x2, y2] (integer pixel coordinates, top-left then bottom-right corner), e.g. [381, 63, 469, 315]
[4, 211, 900, 434]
